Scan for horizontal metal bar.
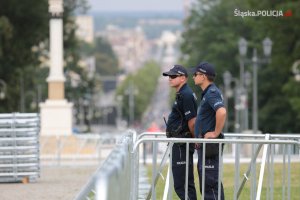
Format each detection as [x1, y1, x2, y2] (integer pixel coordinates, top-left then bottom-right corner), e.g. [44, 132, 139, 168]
[0, 118, 39, 123]
[0, 113, 39, 118]
[0, 128, 39, 132]
[132, 138, 300, 152]
[136, 132, 166, 140]
[0, 137, 38, 141]
[0, 163, 39, 168]
[0, 146, 39, 150]
[137, 132, 300, 139]
[0, 155, 39, 159]
[0, 172, 39, 176]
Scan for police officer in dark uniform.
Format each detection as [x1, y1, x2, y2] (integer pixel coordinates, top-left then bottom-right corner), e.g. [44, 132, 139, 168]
[163, 65, 197, 200]
[191, 62, 226, 200]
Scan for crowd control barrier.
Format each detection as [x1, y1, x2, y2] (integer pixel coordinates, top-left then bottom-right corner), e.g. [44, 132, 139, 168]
[0, 113, 40, 183]
[76, 131, 300, 200]
[75, 129, 137, 200]
[133, 132, 300, 200]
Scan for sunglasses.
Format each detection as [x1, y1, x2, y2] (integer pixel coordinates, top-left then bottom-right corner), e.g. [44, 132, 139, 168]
[169, 75, 181, 79]
[193, 73, 205, 77]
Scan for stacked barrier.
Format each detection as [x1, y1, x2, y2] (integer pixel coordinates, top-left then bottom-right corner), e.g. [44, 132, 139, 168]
[0, 113, 40, 183]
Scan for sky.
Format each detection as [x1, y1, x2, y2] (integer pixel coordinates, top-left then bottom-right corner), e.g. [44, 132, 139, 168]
[88, 0, 184, 12]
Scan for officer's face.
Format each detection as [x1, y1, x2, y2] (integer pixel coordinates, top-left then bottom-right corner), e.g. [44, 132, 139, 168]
[193, 72, 205, 85]
[168, 75, 184, 87]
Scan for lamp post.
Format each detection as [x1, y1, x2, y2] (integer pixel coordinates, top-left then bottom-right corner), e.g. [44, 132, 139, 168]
[238, 37, 272, 134]
[223, 71, 241, 133]
[238, 38, 248, 132]
[223, 71, 233, 132]
[116, 95, 124, 129]
[0, 79, 7, 100]
[243, 71, 252, 130]
[292, 60, 300, 82]
[125, 81, 139, 126]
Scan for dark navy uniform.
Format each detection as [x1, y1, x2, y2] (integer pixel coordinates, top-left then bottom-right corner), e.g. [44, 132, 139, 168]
[195, 83, 225, 200]
[166, 83, 197, 200]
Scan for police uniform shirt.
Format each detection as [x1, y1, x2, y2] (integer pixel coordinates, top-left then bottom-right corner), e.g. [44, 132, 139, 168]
[167, 83, 197, 135]
[195, 83, 225, 138]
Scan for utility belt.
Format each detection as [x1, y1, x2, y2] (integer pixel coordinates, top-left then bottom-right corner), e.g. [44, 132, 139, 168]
[166, 131, 192, 138]
[199, 133, 224, 158]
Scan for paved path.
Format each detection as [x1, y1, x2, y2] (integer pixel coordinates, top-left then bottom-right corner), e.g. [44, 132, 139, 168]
[0, 165, 98, 200]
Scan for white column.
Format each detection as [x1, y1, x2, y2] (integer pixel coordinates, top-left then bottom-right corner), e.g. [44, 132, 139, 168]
[39, 0, 73, 136]
[48, 19, 65, 82]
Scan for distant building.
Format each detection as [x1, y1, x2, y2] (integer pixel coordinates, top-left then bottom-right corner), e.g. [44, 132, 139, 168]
[75, 15, 94, 44]
[98, 25, 150, 74]
[75, 15, 96, 78]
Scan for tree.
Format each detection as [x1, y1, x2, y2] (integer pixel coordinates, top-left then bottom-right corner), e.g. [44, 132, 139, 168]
[116, 61, 160, 124]
[0, 0, 48, 112]
[181, 0, 300, 132]
[0, 0, 91, 113]
[94, 37, 119, 75]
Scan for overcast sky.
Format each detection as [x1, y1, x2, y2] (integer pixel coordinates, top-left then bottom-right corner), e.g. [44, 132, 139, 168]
[88, 0, 184, 12]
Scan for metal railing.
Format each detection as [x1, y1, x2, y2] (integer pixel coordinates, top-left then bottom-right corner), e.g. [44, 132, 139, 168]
[76, 131, 300, 200]
[40, 133, 121, 166]
[74, 129, 137, 200]
[0, 113, 40, 183]
[132, 132, 300, 200]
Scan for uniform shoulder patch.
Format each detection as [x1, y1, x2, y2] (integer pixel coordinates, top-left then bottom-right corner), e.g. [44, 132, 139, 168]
[209, 88, 216, 93]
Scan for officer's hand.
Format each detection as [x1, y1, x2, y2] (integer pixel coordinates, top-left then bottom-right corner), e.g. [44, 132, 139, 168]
[204, 131, 217, 139]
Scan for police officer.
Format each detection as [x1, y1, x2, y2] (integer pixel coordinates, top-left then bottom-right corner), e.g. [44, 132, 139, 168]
[163, 64, 197, 200]
[191, 62, 226, 200]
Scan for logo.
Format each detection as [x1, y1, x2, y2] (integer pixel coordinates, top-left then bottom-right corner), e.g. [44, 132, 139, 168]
[214, 101, 223, 107]
[234, 9, 284, 18]
[185, 111, 191, 115]
[284, 9, 292, 17]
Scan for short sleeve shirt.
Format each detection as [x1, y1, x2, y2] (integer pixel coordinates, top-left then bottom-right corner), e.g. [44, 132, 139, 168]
[194, 83, 225, 138]
[167, 84, 197, 134]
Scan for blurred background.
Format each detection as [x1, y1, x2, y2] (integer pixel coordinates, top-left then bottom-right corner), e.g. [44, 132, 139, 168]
[0, 0, 299, 134]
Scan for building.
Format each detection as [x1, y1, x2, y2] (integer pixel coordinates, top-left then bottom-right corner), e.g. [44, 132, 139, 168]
[98, 25, 150, 74]
[75, 15, 94, 44]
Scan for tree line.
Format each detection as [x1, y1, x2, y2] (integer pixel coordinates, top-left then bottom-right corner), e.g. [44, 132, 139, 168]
[181, 0, 300, 133]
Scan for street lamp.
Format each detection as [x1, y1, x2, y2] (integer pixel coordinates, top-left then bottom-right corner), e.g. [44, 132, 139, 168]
[0, 79, 7, 100]
[116, 95, 124, 129]
[238, 37, 272, 134]
[292, 60, 300, 82]
[124, 81, 139, 126]
[223, 71, 241, 133]
[243, 71, 252, 130]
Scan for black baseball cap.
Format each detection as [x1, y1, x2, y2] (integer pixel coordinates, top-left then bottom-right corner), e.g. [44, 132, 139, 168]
[162, 65, 188, 77]
[190, 62, 216, 77]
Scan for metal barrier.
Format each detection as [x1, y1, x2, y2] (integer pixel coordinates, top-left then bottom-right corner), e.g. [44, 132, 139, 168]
[40, 133, 120, 166]
[0, 113, 40, 183]
[74, 129, 137, 200]
[133, 132, 300, 200]
[76, 131, 300, 200]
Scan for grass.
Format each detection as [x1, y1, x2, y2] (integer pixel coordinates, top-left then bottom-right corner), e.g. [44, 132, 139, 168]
[146, 163, 300, 199]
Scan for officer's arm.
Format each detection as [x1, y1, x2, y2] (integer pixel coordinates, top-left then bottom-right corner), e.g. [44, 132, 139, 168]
[188, 117, 196, 138]
[214, 107, 226, 137]
[205, 107, 226, 139]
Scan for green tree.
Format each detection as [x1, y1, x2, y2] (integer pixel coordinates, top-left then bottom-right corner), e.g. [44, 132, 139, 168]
[116, 61, 160, 124]
[94, 37, 119, 75]
[0, 0, 91, 113]
[0, 0, 48, 112]
[181, 0, 300, 132]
